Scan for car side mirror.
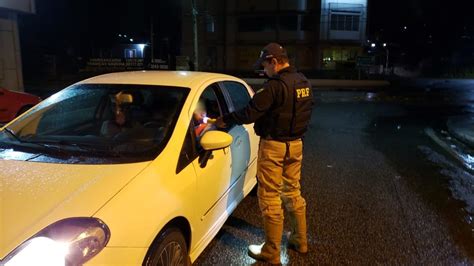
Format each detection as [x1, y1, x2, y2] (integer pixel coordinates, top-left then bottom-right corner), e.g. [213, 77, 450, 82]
[198, 131, 233, 168]
[200, 131, 233, 151]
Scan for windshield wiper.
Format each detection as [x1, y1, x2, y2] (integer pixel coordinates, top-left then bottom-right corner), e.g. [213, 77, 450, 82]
[1, 130, 71, 157]
[24, 140, 72, 156]
[25, 139, 122, 157]
[3, 127, 23, 142]
[24, 139, 87, 152]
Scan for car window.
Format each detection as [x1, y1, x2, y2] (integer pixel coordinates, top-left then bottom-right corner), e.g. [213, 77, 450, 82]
[0, 84, 189, 164]
[192, 84, 222, 141]
[222, 81, 251, 112]
[199, 85, 222, 118]
[176, 121, 198, 174]
[37, 90, 101, 133]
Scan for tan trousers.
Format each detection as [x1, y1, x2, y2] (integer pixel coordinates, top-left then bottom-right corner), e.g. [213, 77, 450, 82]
[257, 139, 307, 226]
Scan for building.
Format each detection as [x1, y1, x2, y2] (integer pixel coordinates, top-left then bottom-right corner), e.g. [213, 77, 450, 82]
[320, 0, 368, 70]
[181, 0, 367, 73]
[0, 0, 35, 91]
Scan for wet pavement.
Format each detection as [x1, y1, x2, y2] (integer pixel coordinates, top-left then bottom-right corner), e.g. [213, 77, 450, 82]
[195, 80, 474, 265]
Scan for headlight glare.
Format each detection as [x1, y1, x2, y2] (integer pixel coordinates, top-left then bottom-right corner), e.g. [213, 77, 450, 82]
[3, 218, 110, 266]
[5, 237, 69, 266]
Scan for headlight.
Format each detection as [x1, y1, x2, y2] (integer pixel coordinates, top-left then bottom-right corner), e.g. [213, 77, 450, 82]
[4, 237, 69, 266]
[3, 217, 110, 266]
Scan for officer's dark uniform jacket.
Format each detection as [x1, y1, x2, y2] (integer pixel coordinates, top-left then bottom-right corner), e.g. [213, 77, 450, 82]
[223, 66, 313, 141]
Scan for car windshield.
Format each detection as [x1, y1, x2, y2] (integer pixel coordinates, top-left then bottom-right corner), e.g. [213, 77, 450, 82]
[0, 84, 189, 164]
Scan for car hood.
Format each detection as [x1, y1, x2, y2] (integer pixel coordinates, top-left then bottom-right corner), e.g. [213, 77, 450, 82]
[0, 159, 150, 260]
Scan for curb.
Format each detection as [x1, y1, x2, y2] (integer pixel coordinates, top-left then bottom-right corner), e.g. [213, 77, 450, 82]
[446, 116, 474, 149]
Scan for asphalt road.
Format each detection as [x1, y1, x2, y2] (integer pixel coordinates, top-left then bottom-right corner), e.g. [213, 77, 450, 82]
[195, 88, 474, 265]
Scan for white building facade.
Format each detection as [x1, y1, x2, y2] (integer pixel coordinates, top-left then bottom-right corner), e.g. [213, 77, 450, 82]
[0, 0, 35, 91]
[320, 0, 367, 42]
[319, 0, 368, 70]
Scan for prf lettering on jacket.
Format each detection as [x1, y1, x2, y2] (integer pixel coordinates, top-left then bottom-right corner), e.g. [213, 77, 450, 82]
[296, 88, 310, 99]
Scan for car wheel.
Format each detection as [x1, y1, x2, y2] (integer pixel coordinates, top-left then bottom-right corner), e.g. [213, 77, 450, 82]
[144, 227, 191, 266]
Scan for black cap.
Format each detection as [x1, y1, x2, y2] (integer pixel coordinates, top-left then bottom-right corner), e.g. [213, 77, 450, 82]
[254, 43, 287, 69]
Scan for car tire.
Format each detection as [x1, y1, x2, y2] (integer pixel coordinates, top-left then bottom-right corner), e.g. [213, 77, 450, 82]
[144, 227, 191, 266]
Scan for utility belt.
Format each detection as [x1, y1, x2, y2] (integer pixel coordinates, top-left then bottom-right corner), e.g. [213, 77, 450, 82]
[261, 134, 302, 142]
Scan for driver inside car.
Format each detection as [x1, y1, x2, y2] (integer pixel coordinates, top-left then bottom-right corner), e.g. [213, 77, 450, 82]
[100, 91, 145, 140]
[193, 100, 216, 139]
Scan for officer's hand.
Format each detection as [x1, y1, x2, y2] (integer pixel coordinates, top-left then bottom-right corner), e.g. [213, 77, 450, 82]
[215, 117, 227, 128]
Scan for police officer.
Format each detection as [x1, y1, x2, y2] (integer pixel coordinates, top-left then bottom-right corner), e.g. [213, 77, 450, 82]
[216, 43, 313, 264]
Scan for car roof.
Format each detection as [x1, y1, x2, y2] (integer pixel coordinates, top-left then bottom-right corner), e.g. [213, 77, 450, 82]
[77, 71, 241, 89]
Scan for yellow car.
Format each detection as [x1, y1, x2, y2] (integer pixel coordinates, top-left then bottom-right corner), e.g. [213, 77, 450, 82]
[0, 71, 259, 265]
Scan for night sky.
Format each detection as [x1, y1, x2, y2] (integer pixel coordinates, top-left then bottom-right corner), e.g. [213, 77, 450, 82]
[19, 0, 181, 56]
[370, 0, 473, 40]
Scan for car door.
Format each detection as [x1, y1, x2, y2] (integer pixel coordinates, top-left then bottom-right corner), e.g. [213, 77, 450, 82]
[220, 81, 256, 193]
[185, 83, 234, 239]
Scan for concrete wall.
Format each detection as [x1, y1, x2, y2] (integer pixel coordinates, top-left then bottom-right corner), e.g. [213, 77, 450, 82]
[0, 11, 23, 91]
[0, 0, 35, 14]
[0, 0, 34, 92]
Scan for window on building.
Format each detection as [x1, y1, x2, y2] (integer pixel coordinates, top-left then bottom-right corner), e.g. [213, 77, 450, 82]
[206, 15, 215, 33]
[238, 16, 276, 32]
[301, 15, 317, 31]
[279, 15, 298, 31]
[124, 49, 137, 58]
[323, 47, 360, 62]
[330, 14, 360, 31]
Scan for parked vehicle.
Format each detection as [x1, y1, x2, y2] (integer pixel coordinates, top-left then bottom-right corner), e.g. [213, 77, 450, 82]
[0, 88, 41, 123]
[0, 71, 259, 265]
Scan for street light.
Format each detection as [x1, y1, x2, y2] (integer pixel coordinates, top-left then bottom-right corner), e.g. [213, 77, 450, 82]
[138, 44, 146, 52]
[137, 44, 146, 58]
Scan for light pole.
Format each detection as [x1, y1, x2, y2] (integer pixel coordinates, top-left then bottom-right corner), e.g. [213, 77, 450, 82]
[192, 0, 199, 71]
[383, 43, 389, 75]
[150, 17, 155, 60]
